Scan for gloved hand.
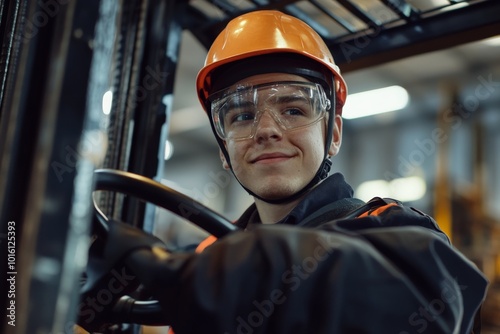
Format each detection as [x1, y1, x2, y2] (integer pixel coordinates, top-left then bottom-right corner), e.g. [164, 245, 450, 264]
[77, 219, 168, 332]
[103, 219, 168, 265]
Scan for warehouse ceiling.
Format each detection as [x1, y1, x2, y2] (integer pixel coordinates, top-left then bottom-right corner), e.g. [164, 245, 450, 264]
[181, 0, 500, 72]
[167, 0, 500, 154]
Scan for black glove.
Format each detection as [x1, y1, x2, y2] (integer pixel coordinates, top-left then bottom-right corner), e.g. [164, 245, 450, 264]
[77, 219, 168, 332]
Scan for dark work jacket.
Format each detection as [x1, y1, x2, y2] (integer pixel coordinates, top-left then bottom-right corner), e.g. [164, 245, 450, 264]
[112, 173, 488, 334]
[235, 173, 362, 229]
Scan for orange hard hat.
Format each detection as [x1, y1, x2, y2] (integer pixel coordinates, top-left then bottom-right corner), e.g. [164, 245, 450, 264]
[196, 10, 347, 114]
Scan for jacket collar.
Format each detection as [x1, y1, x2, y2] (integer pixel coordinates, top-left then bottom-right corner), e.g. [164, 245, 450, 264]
[235, 173, 354, 229]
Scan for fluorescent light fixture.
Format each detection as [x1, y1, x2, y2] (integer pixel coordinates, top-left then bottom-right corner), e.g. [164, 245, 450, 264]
[164, 140, 174, 160]
[438, 1, 468, 12]
[102, 90, 113, 115]
[170, 107, 208, 134]
[355, 176, 426, 202]
[389, 176, 426, 202]
[483, 35, 500, 46]
[356, 179, 391, 200]
[343, 85, 409, 119]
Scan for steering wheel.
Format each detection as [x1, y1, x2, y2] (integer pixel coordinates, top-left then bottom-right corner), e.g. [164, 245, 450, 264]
[78, 168, 239, 332]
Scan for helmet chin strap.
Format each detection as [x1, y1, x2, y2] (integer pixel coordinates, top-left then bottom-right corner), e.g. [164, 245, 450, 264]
[220, 135, 333, 205]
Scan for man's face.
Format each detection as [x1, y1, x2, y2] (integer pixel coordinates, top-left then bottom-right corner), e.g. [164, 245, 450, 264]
[218, 73, 342, 201]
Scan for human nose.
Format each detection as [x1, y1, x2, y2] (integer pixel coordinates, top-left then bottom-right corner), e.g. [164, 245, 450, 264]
[253, 109, 283, 142]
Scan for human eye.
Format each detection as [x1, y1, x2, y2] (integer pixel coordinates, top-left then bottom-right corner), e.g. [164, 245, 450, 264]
[224, 102, 256, 125]
[283, 107, 307, 117]
[277, 95, 311, 118]
[230, 110, 255, 123]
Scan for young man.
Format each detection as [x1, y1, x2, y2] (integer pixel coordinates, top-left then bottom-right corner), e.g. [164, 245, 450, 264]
[100, 10, 487, 334]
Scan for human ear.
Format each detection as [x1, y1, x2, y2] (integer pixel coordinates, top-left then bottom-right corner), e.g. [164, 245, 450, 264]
[219, 149, 230, 170]
[328, 115, 343, 157]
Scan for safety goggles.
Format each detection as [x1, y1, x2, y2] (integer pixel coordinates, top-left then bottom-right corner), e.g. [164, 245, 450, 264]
[209, 81, 331, 141]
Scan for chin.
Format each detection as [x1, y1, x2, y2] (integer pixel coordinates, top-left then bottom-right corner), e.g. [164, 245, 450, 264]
[254, 183, 301, 200]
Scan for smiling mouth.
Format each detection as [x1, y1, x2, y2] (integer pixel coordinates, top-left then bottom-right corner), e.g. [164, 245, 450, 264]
[252, 153, 293, 164]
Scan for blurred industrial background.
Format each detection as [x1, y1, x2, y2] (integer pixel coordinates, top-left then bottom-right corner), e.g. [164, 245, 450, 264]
[159, 29, 500, 328]
[1, 0, 499, 333]
[159, 1, 500, 332]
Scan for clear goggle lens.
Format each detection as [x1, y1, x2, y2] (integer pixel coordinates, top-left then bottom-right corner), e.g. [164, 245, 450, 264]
[209, 81, 331, 140]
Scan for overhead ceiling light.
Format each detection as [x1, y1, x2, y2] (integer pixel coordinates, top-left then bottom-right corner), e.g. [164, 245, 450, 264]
[342, 85, 409, 119]
[439, 1, 468, 11]
[164, 140, 174, 160]
[482, 35, 500, 46]
[355, 176, 426, 203]
[102, 90, 113, 115]
[170, 107, 207, 134]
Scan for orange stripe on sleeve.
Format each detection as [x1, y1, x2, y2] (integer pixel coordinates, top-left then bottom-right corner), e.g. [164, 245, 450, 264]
[195, 235, 218, 253]
[358, 202, 398, 218]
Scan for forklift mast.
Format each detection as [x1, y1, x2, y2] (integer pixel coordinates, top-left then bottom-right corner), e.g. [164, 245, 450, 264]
[0, 0, 180, 333]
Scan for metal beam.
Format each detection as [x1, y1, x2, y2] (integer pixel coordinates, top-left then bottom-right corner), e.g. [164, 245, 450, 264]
[330, 0, 500, 72]
[124, 0, 182, 231]
[1, 0, 106, 333]
[183, 0, 302, 50]
[380, 0, 419, 22]
[337, 0, 379, 27]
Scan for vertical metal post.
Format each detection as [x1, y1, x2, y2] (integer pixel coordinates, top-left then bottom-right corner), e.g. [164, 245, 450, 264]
[96, 0, 182, 235]
[0, 0, 112, 333]
[122, 0, 182, 232]
[1, 0, 182, 332]
[434, 82, 456, 241]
